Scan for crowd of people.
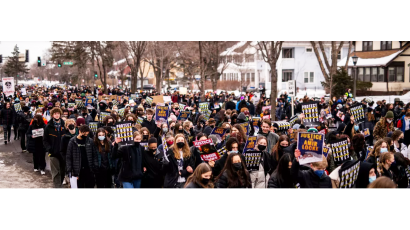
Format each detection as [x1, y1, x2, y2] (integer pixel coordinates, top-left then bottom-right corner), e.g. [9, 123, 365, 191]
[0, 85, 409, 189]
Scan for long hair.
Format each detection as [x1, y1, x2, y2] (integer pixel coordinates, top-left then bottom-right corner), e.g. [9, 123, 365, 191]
[32, 114, 45, 127]
[94, 128, 110, 153]
[368, 139, 387, 159]
[215, 153, 250, 188]
[172, 134, 191, 160]
[272, 135, 290, 161]
[184, 163, 214, 188]
[233, 124, 247, 143]
[274, 153, 293, 188]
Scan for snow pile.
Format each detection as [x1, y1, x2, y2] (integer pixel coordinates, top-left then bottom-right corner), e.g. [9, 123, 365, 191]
[356, 92, 410, 104]
[337, 51, 401, 67]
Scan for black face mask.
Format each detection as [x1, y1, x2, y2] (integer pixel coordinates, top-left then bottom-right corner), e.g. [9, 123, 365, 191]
[150, 148, 157, 153]
[134, 142, 140, 147]
[390, 145, 394, 151]
[233, 163, 242, 171]
[398, 139, 404, 144]
[82, 113, 87, 117]
[202, 178, 210, 185]
[68, 124, 75, 130]
[176, 142, 185, 148]
[258, 145, 266, 151]
[179, 130, 184, 133]
[107, 122, 114, 126]
[143, 135, 149, 140]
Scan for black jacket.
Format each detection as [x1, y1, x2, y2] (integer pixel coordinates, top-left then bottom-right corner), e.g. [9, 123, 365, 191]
[213, 153, 246, 178]
[66, 136, 98, 177]
[291, 159, 332, 188]
[17, 112, 31, 132]
[356, 161, 376, 188]
[60, 129, 78, 161]
[185, 182, 201, 188]
[0, 108, 15, 125]
[267, 171, 295, 188]
[26, 123, 46, 154]
[43, 119, 66, 159]
[162, 148, 195, 188]
[141, 118, 157, 134]
[141, 149, 164, 188]
[112, 143, 145, 182]
[215, 171, 251, 188]
[225, 101, 236, 111]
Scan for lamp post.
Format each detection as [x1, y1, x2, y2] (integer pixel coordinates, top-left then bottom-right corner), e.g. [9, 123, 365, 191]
[352, 55, 358, 98]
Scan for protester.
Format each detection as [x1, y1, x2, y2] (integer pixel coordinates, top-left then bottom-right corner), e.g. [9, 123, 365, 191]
[0, 102, 15, 144]
[215, 153, 251, 188]
[94, 128, 113, 188]
[184, 163, 214, 188]
[367, 176, 396, 188]
[26, 114, 46, 174]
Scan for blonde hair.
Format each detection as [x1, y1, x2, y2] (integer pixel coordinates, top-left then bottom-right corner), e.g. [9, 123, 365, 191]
[133, 131, 141, 139]
[311, 155, 328, 168]
[183, 120, 192, 130]
[64, 119, 76, 129]
[173, 134, 191, 160]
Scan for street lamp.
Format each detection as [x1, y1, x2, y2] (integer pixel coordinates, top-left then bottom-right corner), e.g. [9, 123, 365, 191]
[352, 55, 358, 98]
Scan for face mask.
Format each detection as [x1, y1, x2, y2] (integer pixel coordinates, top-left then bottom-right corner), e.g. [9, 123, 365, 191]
[166, 140, 174, 146]
[68, 124, 75, 130]
[82, 113, 87, 117]
[406, 112, 410, 117]
[150, 148, 157, 153]
[143, 135, 149, 140]
[179, 130, 184, 133]
[398, 139, 404, 144]
[369, 176, 376, 183]
[176, 142, 185, 148]
[162, 128, 168, 133]
[107, 122, 114, 126]
[202, 178, 210, 185]
[390, 145, 394, 151]
[380, 148, 388, 153]
[233, 162, 242, 171]
[258, 145, 266, 151]
[386, 119, 392, 124]
[230, 150, 238, 154]
[98, 136, 105, 141]
[134, 142, 140, 147]
[354, 125, 359, 131]
[314, 170, 324, 178]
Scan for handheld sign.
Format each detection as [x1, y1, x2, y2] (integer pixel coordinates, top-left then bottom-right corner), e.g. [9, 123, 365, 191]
[243, 150, 262, 172]
[339, 160, 360, 188]
[301, 102, 320, 126]
[75, 99, 84, 108]
[289, 114, 299, 127]
[145, 97, 153, 105]
[193, 138, 220, 162]
[238, 122, 250, 136]
[99, 112, 111, 124]
[350, 105, 365, 123]
[199, 102, 209, 112]
[178, 111, 191, 121]
[89, 122, 98, 135]
[329, 138, 350, 166]
[297, 132, 325, 165]
[68, 103, 75, 111]
[362, 128, 370, 138]
[155, 106, 169, 123]
[210, 127, 227, 142]
[32, 128, 44, 138]
[14, 103, 22, 112]
[114, 122, 134, 146]
[85, 96, 94, 106]
[252, 117, 260, 134]
[243, 136, 257, 153]
[323, 146, 330, 158]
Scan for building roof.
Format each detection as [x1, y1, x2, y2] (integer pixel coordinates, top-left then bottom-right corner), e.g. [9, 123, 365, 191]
[338, 42, 410, 67]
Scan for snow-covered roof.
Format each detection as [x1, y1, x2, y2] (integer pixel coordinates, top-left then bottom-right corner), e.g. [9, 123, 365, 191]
[108, 70, 119, 76]
[337, 50, 401, 67]
[220, 41, 247, 56]
[113, 56, 132, 65]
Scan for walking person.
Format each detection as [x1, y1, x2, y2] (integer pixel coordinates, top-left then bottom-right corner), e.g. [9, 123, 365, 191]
[94, 128, 113, 188]
[18, 106, 32, 152]
[0, 102, 15, 145]
[26, 115, 46, 174]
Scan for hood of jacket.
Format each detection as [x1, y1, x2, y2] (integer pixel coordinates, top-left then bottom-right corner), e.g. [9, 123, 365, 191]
[356, 161, 376, 188]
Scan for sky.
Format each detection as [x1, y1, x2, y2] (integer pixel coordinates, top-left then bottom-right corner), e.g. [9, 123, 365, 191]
[0, 41, 51, 65]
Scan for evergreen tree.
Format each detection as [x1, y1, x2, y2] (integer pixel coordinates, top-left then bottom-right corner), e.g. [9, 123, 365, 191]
[3, 45, 30, 84]
[332, 67, 372, 97]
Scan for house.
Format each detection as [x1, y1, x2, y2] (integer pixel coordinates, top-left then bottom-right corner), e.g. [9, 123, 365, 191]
[338, 41, 410, 93]
[109, 58, 156, 88]
[219, 41, 351, 97]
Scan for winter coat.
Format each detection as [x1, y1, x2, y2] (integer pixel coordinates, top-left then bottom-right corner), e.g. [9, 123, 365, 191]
[141, 149, 164, 188]
[291, 159, 332, 188]
[66, 136, 98, 177]
[215, 171, 251, 188]
[60, 129, 78, 161]
[267, 171, 296, 188]
[162, 148, 195, 188]
[257, 131, 279, 154]
[43, 119, 66, 159]
[26, 123, 46, 154]
[18, 112, 31, 132]
[225, 101, 236, 111]
[373, 118, 394, 141]
[112, 143, 145, 182]
[141, 118, 157, 134]
[397, 115, 409, 132]
[0, 108, 15, 125]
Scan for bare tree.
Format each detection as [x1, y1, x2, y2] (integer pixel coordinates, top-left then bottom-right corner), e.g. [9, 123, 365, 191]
[89, 41, 116, 94]
[119, 41, 147, 92]
[256, 41, 283, 120]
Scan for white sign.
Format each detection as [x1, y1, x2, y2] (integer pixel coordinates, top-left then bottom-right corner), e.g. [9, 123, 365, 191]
[32, 128, 44, 138]
[163, 96, 172, 102]
[42, 60, 46, 66]
[287, 80, 296, 97]
[2, 77, 15, 97]
[179, 87, 187, 95]
[21, 88, 27, 95]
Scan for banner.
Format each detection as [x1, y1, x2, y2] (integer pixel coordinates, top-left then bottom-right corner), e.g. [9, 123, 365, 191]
[252, 117, 260, 134]
[178, 111, 191, 121]
[193, 138, 220, 162]
[238, 122, 250, 136]
[324, 108, 332, 119]
[301, 102, 320, 126]
[329, 138, 350, 166]
[89, 122, 99, 134]
[2, 77, 15, 97]
[85, 96, 94, 106]
[289, 114, 299, 127]
[339, 160, 360, 188]
[14, 103, 22, 112]
[199, 102, 209, 112]
[145, 97, 153, 105]
[114, 122, 134, 146]
[203, 110, 212, 120]
[178, 103, 186, 111]
[75, 99, 84, 108]
[155, 105, 169, 123]
[163, 96, 171, 103]
[118, 108, 125, 117]
[162, 135, 168, 153]
[243, 136, 257, 153]
[210, 127, 227, 142]
[273, 121, 290, 131]
[362, 128, 370, 138]
[99, 112, 111, 123]
[350, 105, 365, 123]
[297, 132, 325, 165]
[243, 150, 262, 172]
[323, 146, 330, 158]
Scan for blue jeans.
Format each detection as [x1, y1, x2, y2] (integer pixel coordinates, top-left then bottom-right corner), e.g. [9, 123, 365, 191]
[122, 179, 142, 188]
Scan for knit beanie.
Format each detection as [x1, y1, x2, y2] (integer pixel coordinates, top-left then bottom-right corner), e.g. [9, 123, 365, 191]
[76, 117, 86, 126]
[385, 111, 394, 119]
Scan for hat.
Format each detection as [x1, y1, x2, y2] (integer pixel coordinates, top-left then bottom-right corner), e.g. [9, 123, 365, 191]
[208, 134, 219, 144]
[386, 111, 394, 119]
[148, 137, 157, 144]
[292, 124, 300, 130]
[47, 102, 53, 107]
[307, 128, 318, 133]
[76, 117, 86, 126]
[336, 104, 343, 110]
[22, 106, 30, 113]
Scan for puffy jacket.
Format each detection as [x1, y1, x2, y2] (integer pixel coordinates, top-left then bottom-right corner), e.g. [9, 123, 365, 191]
[112, 143, 145, 182]
[0, 108, 15, 125]
[397, 115, 409, 132]
[291, 159, 332, 188]
[162, 148, 195, 188]
[373, 118, 394, 141]
[43, 119, 66, 159]
[60, 129, 78, 161]
[66, 136, 98, 177]
[18, 112, 31, 132]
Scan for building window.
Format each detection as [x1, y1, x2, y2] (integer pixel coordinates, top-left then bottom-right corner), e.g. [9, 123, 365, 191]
[304, 72, 314, 83]
[282, 48, 294, 58]
[381, 41, 392, 50]
[246, 73, 250, 81]
[378, 67, 384, 82]
[388, 67, 395, 82]
[387, 66, 404, 82]
[223, 73, 226, 80]
[306, 47, 313, 53]
[397, 67, 404, 82]
[363, 41, 373, 51]
[364, 68, 371, 82]
[371, 67, 377, 82]
[358, 68, 364, 81]
[282, 70, 293, 81]
[337, 51, 342, 60]
[348, 68, 352, 76]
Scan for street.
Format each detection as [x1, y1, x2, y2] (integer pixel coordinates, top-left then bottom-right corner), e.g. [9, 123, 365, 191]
[0, 130, 54, 188]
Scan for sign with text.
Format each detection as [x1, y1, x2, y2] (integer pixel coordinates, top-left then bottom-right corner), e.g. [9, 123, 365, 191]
[2, 77, 15, 97]
[155, 105, 169, 123]
[329, 138, 350, 166]
[243, 136, 257, 153]
[177, 111, 191, 121]
[210, 127, 228, 142]
[301, 102, 320, 126]
[297, 132, 325, 165]
[351, 105, 365, 123]
[193, 138, 220, 162]
[114, 122, 134, 146]
[238, 122, 250, 136]
[243, 150, 262, 172]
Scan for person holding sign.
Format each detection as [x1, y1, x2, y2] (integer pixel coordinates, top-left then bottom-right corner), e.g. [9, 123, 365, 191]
[184, 163, 214, 188]
[268, 153, 295, 188]
[162, 134, 195, 188]
[215, 153, 251, 188]
[391, 130, 409, 159]
[292, 149, 332, 188]
[26, 115, 47, 174]
[249, 136, 272, 188]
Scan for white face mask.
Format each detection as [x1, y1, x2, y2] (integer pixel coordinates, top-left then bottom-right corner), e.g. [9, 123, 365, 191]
[387, 119, 392, 124]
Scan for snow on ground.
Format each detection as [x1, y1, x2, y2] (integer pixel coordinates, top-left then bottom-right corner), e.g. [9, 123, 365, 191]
[356, 91, 410, 104]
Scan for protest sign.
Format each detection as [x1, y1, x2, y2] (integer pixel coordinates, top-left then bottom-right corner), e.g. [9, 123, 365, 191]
[323, 146, 330, 158]
[210, 127, 227, 142]
[203, 110, 212, 120]
[136, 117, 144, 125]
[140, 142, 149, 150]
[162, 135, 168, 153]
[243, 136, 257, 153]
[351, 105, 365, 123]
[301, 102, 320, 126]
[75, 99, 84, 108]
[238, 122, 250, 136]
[252, 117, 260, 134]
[67, 103, 75, 111]
[272, 121, 290, 131]
[21, 88, 27, 95]
[14, 103, 22, 112]
[324, 108, 332, 119]
[365, 146, 373, 159]
[193, 138, 220, 162]
[152, 95, 164, 104]
[179, 87, 187, 95]
[217, 146, 227, 156]
[178, 103, 186, 111]
[114, 122, 134, 146]
[118, 108, 125, 118]
[32, 128, 44, 138]
[297, 132, 325, 164]
[243, 150, 262, 172]
[262, 106, 271, 114]
[155, 105, 169, 123]
[131, 94, 138, 101]
[329, 138, 350, 166]
[145, 97, 153, 105]
[178, 111, 191, 121]
[199, 102, 209, 112]
[112, 100, 119, 106]
[362, 128, 370, 138]
[163, 96, 171, 103]
[99, 112, 111, 123]
[336, 111, 345, 122]
[85, 96, 94, 106]
[339, 160, 360, 188]
[289, 114, 299, 127]
[2, 77, 15, 97]
[89, 122, 98, 135]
